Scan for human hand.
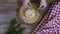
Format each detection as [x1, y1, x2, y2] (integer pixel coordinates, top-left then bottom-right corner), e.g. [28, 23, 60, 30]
[23, 0, 30, 8]
[39, 0, 47, 9]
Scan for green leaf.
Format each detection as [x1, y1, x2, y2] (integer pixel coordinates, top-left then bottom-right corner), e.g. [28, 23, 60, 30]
[5, 17, 25, 34]
[14, 24, 20, 29]
[10, 18, 17, 25]
[17, 27, 25, 34]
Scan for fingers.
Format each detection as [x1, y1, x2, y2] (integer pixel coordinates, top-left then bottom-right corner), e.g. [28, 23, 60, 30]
[39, 5, 45, 9]
[39, 0, 47, 9]
[23, 0, 30, 8]
[22, 0, 47, 9]
[23, 0, 30, 3]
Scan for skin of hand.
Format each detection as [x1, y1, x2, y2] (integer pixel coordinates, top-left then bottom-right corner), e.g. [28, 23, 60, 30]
[39, 0, 47, 9]
[22, 0, 30, 8]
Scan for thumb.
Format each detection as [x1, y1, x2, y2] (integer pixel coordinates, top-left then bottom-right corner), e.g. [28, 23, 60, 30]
[39, 5, 45, 9]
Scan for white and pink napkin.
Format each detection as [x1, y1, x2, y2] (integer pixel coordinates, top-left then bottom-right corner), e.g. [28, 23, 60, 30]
[33, 1, 60, 34]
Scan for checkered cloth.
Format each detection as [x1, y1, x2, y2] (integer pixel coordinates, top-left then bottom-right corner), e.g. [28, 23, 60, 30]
[33, 1, 60, 34]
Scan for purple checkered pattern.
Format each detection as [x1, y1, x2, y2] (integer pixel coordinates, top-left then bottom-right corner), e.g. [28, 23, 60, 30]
[33, 1, 60, 34]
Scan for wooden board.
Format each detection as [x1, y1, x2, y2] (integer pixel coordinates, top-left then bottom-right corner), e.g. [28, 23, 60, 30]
[0, 0, 35, 34]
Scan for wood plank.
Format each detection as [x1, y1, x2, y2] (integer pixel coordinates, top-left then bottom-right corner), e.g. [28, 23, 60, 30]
[0, 4, 18, 11]
[0, 0, 17, 4]
[0, 11, 16, 24]
[0, 24, 9, 34]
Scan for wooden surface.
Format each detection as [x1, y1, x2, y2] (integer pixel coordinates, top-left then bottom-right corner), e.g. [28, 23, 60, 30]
[0, 0, 34, 34]
[0, 0, 53, 34]
[0, 0, 17, 34]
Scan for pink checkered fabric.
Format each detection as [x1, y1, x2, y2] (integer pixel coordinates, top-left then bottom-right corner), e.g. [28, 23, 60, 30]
[33, 2, 60, 34]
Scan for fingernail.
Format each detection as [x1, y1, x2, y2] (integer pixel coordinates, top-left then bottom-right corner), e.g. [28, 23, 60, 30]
[41, 6, 44, 8]
[27, 3, 30, 6]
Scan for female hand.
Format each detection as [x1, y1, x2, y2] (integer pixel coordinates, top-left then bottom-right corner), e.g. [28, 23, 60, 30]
[23, 0, 30, 8]
[39, 0, 47, 9]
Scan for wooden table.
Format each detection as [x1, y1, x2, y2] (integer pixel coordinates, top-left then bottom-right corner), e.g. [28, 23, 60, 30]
[0, 0, 34, 34]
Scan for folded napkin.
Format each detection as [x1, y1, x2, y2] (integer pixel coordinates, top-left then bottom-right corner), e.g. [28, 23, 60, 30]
[33, 1, 60, 34]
